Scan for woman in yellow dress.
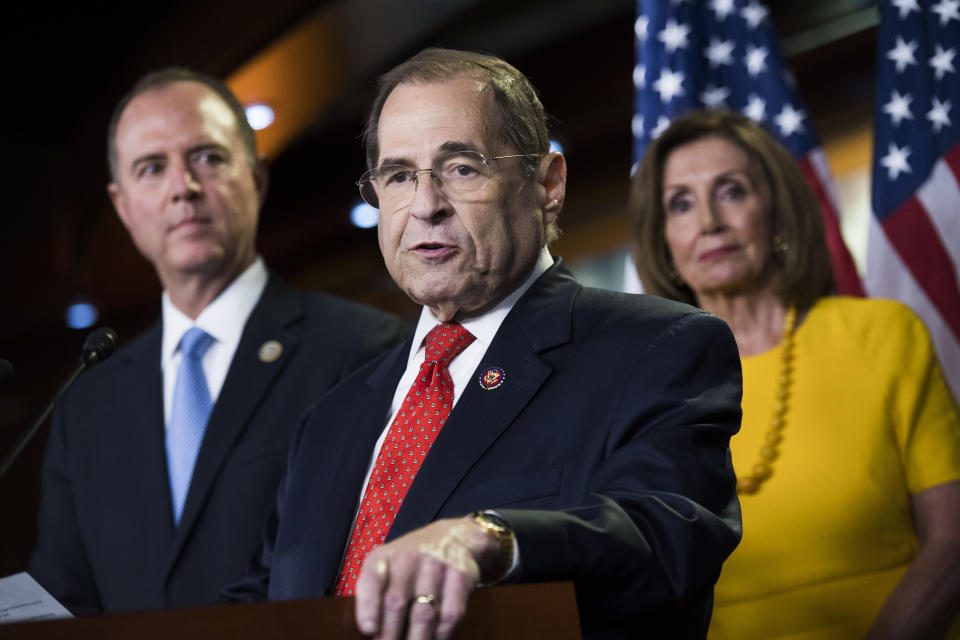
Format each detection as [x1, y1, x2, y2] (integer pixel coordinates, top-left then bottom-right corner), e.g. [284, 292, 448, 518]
[630, 110, 960, 639]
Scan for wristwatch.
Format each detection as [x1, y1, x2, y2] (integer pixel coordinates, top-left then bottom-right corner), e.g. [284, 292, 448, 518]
[471, 510, 516, 584]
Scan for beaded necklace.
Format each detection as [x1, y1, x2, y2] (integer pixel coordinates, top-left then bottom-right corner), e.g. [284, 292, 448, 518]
[736, 305, 797, 495]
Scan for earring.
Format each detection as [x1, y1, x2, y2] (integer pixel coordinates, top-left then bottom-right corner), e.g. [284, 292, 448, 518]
[773, 235, 788, 256]
[545, 198, 560, 211]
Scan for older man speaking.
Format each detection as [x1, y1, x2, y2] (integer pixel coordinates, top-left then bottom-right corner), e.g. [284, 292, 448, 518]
[227, 49, 742, 640]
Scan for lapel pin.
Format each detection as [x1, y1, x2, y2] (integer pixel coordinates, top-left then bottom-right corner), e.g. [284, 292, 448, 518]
[258, 340, 283, 363]
[478, 366, 506, 390]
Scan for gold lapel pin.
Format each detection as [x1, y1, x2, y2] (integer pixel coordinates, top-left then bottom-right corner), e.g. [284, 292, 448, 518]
[478, 366, 506, 390]
[258, 340, 283, 363]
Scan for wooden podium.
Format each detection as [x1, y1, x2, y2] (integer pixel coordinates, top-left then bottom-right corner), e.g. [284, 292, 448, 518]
[1, 582, 581, 639]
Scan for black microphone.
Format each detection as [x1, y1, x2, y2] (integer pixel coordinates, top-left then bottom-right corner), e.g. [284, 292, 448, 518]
[0, 327, 118, 480]
[0, 359, 12, 383]
[80, 327, 118, 366]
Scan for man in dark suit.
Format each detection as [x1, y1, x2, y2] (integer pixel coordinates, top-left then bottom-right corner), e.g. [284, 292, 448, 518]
[28, 68, 404, 614]
[226, 49, 742, 639]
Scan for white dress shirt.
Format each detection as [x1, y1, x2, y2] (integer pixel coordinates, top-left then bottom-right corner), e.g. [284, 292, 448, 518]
[374, 246, 554, 458]
[160, 257, 268, 429]
[347, 248, 554, 578]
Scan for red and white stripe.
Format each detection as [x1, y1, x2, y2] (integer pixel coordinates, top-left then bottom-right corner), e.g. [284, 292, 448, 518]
[867, 143, 960, 397]
[797, 148, 866, 297]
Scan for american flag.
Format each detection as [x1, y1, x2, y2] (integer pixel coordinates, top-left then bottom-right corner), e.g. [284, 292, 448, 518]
[869, 0, 960, 397]
[626, 0, 864, 297]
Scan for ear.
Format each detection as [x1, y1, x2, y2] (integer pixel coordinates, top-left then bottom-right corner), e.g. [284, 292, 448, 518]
[253, 155, 270, 207]
[536, 152, 566, 225]
[107, 182, 132, 232]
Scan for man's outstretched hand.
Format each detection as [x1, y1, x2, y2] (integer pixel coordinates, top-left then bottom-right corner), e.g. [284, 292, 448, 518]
[353, 517, 501, 640]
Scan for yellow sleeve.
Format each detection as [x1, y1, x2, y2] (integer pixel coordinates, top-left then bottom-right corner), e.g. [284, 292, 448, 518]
[884, 302, 960, 493]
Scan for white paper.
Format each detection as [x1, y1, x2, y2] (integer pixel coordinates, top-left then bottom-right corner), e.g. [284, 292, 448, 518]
[0, 572, 73, 624]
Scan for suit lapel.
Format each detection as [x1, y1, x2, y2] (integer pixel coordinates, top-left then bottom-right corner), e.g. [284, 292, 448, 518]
[388, 261, 580, 538]
[167, 276, 302, 564]
[110, 322, 175, 556]
[298, 340, 411, 591]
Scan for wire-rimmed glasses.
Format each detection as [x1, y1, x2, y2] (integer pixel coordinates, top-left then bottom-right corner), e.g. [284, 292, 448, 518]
[357, 150, 538, 209]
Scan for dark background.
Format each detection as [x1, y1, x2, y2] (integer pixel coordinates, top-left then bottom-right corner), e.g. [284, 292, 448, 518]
[0, 0, 876, 575]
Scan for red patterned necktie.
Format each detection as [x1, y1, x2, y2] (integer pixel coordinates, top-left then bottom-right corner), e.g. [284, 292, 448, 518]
[335, 322, 475, 596]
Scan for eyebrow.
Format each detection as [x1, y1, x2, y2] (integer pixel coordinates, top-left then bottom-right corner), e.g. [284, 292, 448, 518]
[187, 142, 231, 158]
[378, 141, 483, 168]
[128, 142, 232, 176]
[664, 167, 751, 190]
[129, 153, 165, 175]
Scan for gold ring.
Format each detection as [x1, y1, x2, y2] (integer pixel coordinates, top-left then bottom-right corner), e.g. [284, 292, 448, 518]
[414, 594, 438, 608]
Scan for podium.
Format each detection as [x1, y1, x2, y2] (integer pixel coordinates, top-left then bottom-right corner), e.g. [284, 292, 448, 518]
[1, 582, 581, 639]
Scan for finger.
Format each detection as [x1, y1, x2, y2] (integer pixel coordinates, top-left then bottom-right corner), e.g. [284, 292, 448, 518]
[435, 566, 474, 640]
[406, 555, 446, 640]
[374, 550, 418, 640]
[355, 554, 390, 636]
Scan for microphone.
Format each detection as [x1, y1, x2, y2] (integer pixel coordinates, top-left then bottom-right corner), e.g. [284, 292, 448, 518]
[0, 327, 118, 480]
[80, 327, 118, 366]
[0, 359, 11, 383]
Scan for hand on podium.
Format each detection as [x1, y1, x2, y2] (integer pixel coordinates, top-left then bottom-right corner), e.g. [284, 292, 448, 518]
[353, 516, 505, 640]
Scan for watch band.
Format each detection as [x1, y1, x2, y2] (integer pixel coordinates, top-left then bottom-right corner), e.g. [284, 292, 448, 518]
[471, 510, 516, 584]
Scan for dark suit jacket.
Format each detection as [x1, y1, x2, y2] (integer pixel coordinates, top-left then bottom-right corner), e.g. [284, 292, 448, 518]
[29, 274, 406, 615]
[226, 262, 742, 638]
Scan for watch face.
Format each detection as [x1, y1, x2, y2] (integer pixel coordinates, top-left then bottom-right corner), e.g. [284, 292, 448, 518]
[476, 510, 509, 530]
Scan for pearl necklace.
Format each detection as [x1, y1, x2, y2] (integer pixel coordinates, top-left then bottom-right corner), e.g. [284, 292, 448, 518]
[736, 306, 797, 495]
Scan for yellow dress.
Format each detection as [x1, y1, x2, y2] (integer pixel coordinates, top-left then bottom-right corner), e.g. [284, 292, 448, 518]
[709, 297, 960, 639]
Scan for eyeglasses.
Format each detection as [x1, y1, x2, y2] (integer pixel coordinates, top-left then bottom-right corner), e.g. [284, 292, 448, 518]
[357, 150, 538, 209]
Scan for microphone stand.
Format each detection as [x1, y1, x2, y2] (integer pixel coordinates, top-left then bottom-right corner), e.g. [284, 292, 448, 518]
[0, 328, 117, 481]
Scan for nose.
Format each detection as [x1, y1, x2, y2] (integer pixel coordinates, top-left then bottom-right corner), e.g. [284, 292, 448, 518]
[170, 164, 202, 203]
[408, 171, 449, 222]
[698, 200, 726, 234]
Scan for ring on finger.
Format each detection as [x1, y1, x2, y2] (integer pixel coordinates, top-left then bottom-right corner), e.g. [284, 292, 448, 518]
[414, 593, 439, 609]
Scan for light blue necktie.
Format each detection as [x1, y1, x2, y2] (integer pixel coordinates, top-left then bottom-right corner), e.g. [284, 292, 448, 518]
[166, 327, 215, 526]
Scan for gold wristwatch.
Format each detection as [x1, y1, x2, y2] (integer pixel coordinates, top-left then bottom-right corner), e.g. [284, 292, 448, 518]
[471, 510, 516, 585]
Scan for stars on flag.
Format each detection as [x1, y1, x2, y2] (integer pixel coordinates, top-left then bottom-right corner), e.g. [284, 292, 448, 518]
[774, 104, 806, 137]
[653, 68, 686, 102]
[745, 44, 769, 76]
[929, 44, 956, 80]
[891, 0, 920, 19]
[635, 15, 649, 42]
[880, 143, 912, 180]
[710, 0, 737, 21]
[741, 0, 769, 29]
[927, 96, 952, 132]
[883, 90, 915, 126]
[931, 0, 960, 26]
[633, 63, 646, 89]
[705, 37, 736, 67]
[634, 0, 822, 159]
[743, 94, 767, 122]
[887, 36, 918, 73]
[658, 19, 691, 53]
[701, 84, 731, 108]
[652, 116, 672, 139]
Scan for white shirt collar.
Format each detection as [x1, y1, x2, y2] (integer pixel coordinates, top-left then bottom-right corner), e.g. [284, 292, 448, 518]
[161, 256, 268, 358]
[407, 246, 554, 366]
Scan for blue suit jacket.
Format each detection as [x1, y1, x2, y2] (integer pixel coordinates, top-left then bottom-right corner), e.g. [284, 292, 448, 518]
[227, 262, 742, 638]
[29, 275, 405, 614]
